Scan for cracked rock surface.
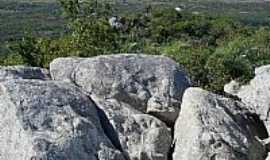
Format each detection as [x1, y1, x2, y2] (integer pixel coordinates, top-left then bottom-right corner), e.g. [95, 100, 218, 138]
[0, 80, 125, 160]
[173, 87, 266, 160]
[94, 97, 172, 160]
[1, 55, 269, 160]
[50, 54, 191, 125]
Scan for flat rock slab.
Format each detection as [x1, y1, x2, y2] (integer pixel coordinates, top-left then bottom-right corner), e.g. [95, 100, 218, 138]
[0, 80, 125, 160]
[173, 87, 266, 160]
[50, 54, 191, 125]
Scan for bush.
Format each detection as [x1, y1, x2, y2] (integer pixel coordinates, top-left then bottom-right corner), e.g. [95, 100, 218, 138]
[0, 53, 24, 66]
[159, 41, 212, 89]
[3, 2, 270, 93]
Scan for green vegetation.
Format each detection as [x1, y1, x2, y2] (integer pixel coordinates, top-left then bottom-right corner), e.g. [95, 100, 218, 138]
[0, 0, 64, 55]
[1, 0, 270, 93]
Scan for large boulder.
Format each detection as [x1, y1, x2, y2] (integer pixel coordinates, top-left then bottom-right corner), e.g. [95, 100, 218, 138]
[173, 87, 266, 160]
[0, 80, 125, 160]
[224, 65, 270, 133]
[0, 66, 50, 81]
[50, 54, 191, 125]
[94, 97, 172, 160]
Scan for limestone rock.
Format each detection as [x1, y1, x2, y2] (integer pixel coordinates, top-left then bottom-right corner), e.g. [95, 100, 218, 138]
[50, 54, 191, 125]
[94, 97, 172, 160]
[0, 80, 125, 160]
[0, 65, 50, 81]
[173, 87, 266, 160]
[49, 57, 83, 82]
[224, 65, 270, 133]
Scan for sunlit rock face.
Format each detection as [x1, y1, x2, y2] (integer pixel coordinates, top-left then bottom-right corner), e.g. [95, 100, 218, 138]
[224, 65, 270, 134]
[50, 54, 191, 125]
[0, 80, 125, 160]
[1, 54, 269, 160]
[173, 88, 266, 160]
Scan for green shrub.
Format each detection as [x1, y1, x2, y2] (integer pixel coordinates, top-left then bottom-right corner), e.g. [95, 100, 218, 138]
[0, 53, 24, 66]
[205, 48, 253, 91]
[159, 41, 212, 88]
[3, 3, 270, 93]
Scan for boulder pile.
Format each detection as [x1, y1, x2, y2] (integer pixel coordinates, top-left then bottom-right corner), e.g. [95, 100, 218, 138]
[0, 54, 270, 160]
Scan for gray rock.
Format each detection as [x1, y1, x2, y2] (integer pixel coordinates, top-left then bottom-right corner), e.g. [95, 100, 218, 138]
[109, 17, 123, 29]
[94, 97, 172, 160]
[224, 80, 241, 96]
[224, 65, 270, 134]
[173, 87, 266, 160]
[255, 65, 270, 75]
[50, 54, 191, 125]
[266, 153, 270, 160]
[0, 65, 50, 81]
[50, 57, 84, 82]
[0, 80, 125, 160]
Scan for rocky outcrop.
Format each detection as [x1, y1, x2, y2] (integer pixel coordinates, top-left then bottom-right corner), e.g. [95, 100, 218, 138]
[173, 87, 266, 160]
[50, 54, 191, 125]
[224, 65, 270, 134]
[0, 65, 50, 81]
[1, 55, 270, 160]
[0, 80, 125, 160]
[94, 97, 172, 160]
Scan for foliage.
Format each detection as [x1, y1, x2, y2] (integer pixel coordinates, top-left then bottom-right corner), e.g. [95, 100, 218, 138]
[2, 1, 270, 92]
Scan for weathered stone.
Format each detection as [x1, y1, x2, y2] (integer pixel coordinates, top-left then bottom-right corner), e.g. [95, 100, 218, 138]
[224, 80, 241, 96]
[173, 87, 266, 160]
[0, 65, 50, 81]
[50, 54, 191, 125]
[0, 80, 125, 160]
[49, 57, 84, 82]
[224, 65, 270, 134]
[94, 97, 172, 160]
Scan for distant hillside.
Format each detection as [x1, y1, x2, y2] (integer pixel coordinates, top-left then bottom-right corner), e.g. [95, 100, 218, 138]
[0, 0, 62, 41]
[0, 0, 63, 54]
[1, 0, 270, 55]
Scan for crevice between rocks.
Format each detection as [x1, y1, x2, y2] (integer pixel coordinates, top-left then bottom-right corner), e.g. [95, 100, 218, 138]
[63, 78, 129, 159]
[69, 74, 177, 160]
[95, 106, 124, 152]
[247, 113, 269, 140]
[86, 96, 130, 160]
[168, 126, 175, 160]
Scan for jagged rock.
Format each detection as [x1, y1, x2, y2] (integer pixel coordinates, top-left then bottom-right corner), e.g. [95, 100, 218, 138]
[173, 87, 266, 160]
[224, 65, 270, 134]
[50, 54, 191, 125]
[94, 97, 172, 160]
[0, 65, 50, 81]
[0, 80, 125, 160]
